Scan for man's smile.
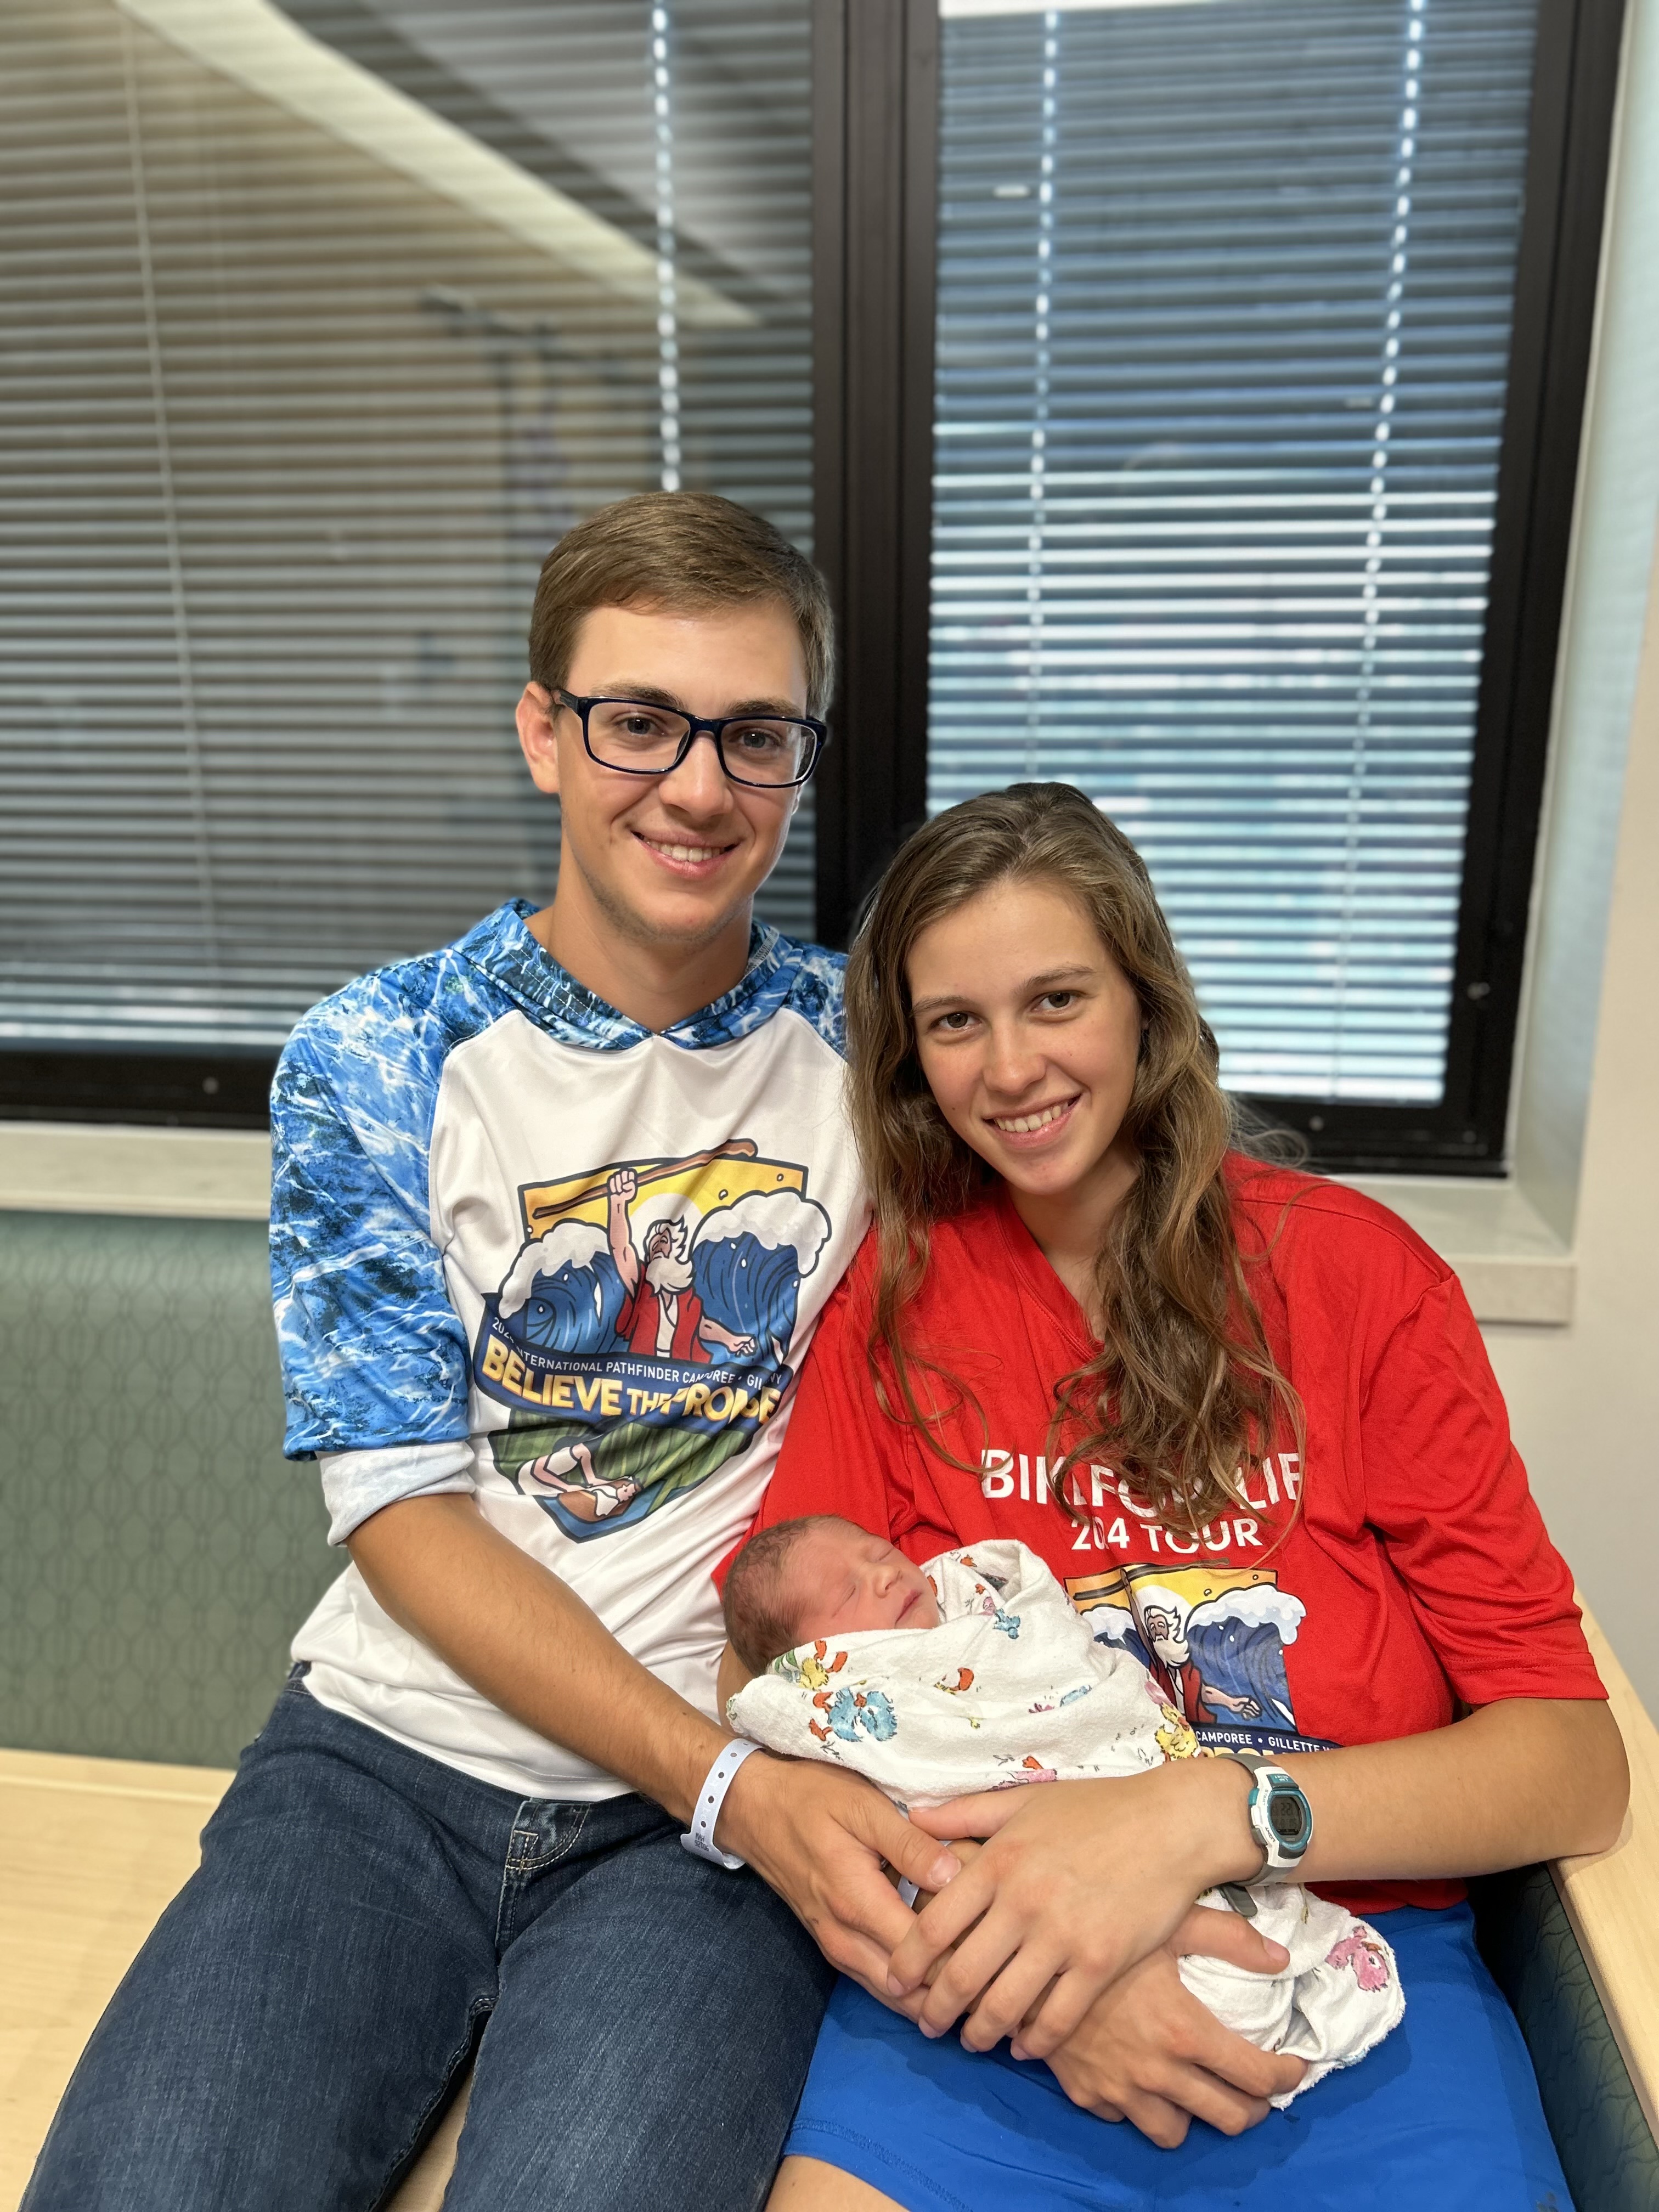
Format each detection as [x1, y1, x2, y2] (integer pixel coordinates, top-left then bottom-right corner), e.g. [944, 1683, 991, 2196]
[632, 828, 741, 874]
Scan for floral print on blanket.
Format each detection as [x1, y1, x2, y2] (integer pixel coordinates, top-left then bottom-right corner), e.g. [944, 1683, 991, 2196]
[1326, 1931, 1394, 1993]
[810, 1686, 899, 1745]
[729, 1539, 1407, 2106]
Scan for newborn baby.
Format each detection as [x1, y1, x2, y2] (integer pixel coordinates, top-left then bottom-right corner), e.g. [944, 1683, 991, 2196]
[723, 1516, 1403, 2104]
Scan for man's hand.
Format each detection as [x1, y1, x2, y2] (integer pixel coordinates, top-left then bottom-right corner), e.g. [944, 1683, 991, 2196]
[904, 1833, 984, 1910]
[1037, 1909, 1305, 2147]
[718, 1753, 961, 2010]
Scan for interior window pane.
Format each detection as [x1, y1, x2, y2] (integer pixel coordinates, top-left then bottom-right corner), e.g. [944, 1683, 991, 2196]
[929, 0, 1538, 1103]
[0, 0, 813, 1057]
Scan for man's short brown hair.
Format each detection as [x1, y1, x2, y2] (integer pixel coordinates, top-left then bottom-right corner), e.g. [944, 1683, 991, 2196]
[527, 492, 835, 717]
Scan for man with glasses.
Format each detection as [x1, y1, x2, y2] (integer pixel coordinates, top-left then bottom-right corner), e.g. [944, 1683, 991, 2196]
[23, 493, 956, 2212]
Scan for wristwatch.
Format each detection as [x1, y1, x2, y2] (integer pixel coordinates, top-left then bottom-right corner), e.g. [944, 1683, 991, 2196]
[1227, 1752, 1313, 1875]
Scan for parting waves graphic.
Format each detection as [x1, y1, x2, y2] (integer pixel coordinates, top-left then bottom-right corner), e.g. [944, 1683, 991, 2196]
[476, 1187, 830, 1542]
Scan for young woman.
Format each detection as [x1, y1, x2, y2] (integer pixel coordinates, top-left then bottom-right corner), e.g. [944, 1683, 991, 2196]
[748, 785, 1627, 2212]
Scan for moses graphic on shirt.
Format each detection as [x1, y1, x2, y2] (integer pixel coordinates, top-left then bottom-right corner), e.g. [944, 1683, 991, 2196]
[473, 1140, 832, 1541]
[601, 1167, 759, 1364]
[1068, 1561, 1333, 1756]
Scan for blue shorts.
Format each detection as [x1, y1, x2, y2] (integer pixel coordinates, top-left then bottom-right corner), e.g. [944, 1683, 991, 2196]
[785, 1905, 1572, 2211]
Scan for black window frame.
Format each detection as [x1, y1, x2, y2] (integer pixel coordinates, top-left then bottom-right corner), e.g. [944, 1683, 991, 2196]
[812, 0, 1627, 1177]
[0, 0, 1627, 1165]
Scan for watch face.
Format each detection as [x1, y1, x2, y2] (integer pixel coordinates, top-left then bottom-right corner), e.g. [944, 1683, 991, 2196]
[1267, 1785, 1311, 1848]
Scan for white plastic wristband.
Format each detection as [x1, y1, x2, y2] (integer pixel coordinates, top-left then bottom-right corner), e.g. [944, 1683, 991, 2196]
[681, 1737, 763, 1870]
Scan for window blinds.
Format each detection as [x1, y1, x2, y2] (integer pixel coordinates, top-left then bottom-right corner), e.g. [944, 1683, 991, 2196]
[930, 0, 1539, 1103]
[0, 0, 813, 1057]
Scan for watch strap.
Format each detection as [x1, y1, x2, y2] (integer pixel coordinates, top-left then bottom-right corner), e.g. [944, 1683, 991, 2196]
[1224, 1751, 1271, 1877]
[681, 1738, 762, 1870]
[1227, 1751, 1311, 1873]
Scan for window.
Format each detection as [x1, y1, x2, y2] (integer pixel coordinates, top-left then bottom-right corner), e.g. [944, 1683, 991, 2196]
[817, 0, 1623, 1173]
[1, 0, 813, 1120]
[923, 0, 1617, 1166]
[3, 0, 1623, 1166]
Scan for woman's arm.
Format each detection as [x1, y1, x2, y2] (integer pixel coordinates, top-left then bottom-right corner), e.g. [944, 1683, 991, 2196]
[887, 1694, 1628, 2058]
[1279, 1694, 1627, 1881]
[895, 1265, 1628, 2063]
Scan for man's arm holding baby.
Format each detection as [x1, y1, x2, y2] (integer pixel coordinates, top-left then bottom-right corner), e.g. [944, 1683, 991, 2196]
[275, 1004, 959, 2006]
[347, 1493, 960, 2005]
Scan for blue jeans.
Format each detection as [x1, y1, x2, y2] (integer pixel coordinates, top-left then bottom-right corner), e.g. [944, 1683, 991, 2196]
[24, 1670, 835, 2211]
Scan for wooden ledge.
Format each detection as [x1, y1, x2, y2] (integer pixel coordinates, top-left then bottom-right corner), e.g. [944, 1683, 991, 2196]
[0, 1748, 458, 2210]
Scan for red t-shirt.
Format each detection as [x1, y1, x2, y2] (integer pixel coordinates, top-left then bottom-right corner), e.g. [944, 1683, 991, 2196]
[756, 1160, 1604, 1912]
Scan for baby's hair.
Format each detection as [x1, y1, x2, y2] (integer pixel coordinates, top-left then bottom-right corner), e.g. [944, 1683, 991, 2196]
[723, 1515, 851, 1675]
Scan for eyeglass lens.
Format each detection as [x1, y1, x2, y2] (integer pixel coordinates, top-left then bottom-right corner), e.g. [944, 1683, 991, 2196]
[585, 701, 814, 786]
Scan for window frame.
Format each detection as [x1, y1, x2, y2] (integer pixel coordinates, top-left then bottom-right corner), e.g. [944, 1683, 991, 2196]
[813, 0, 1628, 1176]
[0, 0, 1626, 1161]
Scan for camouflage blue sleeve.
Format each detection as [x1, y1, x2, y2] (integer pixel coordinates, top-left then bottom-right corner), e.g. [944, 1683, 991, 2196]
[782, 940, 848, 1056]
[269, 969, 472, 1464]
[667, 927, 847, 1056]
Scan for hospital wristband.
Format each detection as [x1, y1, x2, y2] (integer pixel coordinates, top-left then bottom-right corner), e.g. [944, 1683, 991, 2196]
[681, 1737, 764, 1870]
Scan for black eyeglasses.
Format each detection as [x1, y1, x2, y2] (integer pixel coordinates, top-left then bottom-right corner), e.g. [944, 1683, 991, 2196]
[554, 691, 828, 789]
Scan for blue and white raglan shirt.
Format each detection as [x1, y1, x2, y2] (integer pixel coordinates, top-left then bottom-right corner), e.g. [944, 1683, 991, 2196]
[271, 899, 865, 1800]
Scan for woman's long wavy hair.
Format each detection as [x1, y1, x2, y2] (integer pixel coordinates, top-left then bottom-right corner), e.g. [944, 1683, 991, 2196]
[845, 782, 1302, 1534]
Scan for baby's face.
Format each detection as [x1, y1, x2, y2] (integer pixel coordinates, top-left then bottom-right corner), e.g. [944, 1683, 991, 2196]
[786, 1522, 942, 1643]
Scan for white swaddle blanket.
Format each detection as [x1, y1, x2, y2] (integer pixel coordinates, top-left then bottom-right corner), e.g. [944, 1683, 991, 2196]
[729, 1539, 1403, 2102]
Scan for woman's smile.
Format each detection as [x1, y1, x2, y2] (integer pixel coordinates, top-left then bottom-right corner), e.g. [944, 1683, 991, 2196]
[986, 1094, 1080, 1142]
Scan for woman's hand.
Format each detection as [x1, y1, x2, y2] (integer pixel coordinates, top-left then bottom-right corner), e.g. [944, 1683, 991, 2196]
[1039, 1915, 1305, 2147]
[887, 1759, 1258, 2052]
[897, 1839, 1307, 2144]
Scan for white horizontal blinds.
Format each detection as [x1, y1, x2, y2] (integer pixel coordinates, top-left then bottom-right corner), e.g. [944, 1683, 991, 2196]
[929, 0, 1538, 1103]
[0, 0, 812, 1058]
[647, 0, 817, 935]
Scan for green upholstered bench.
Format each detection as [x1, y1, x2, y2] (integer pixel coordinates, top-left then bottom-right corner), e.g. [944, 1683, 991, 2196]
[1475, 1863, 1657, 2212]
[0, 1210, 336, 1769]
[1472, 1605, 1659, 2212]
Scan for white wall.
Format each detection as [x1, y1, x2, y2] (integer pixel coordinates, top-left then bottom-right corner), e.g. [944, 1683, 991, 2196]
[1481, 0, 1659, 1717]
[1486, 551, 1659, 1717]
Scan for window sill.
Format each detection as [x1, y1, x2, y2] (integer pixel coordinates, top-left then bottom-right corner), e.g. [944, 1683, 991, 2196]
[0, 1127, 1577, 1324]
[0, 1121, 270, 1222]
[1338, 1176, 1575, 1327]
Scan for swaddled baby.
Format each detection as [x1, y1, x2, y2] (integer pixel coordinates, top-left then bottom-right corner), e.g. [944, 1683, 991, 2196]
[723, 1516, 1403, 2104]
